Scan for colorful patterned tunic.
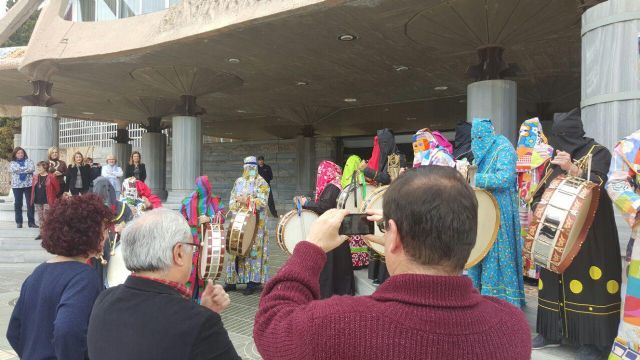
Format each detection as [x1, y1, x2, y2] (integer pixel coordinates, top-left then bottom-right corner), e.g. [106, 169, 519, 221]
[607, 129, 640, 359]
[225, 159, 271, 285]
[341, 155, 369, 268]
[466, 118, 525, 308]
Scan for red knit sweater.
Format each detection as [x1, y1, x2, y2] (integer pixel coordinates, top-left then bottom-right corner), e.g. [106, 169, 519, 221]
[254, 242, 531, 360]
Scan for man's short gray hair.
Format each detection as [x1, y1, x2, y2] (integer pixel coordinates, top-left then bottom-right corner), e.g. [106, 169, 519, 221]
[121, 208, 192, 272]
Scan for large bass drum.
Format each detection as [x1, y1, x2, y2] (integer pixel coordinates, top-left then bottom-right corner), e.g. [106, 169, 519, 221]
[337, 183, 377, 212]
[361, 187, 500, 269]
[276, 209, 319, 255]
[226, 208, 259, 256]
[523, 175, 600, 274]
[200, 223, 226, 280]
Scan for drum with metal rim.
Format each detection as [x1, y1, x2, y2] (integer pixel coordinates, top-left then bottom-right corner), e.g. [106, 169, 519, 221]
[226, 207, 259, 256]
[276, 209, 319, 255]
[361, 187, 500, 269]
[106, 242, 131, 288]
[523, 174, 600, 274]
[337, 183, 377, 212]
[199, 223, 226, 280]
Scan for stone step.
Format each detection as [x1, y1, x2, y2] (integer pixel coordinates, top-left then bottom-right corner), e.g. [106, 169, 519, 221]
[0, 238, 44, 249]
[354, 268, 377, 296]
[0, 250, 51, 263]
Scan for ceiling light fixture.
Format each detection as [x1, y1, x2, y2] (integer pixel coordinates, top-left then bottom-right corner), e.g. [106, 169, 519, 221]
[236, 109, 247, 113]
[82, 112, 95, 115]
[434, 86, 448, 91]
[338, 34, 356, 41]
[343, 98, 358, 103]
[393, 65, 409, 72]
[296, 81, 310, 86]
[227, 58, 240, 64]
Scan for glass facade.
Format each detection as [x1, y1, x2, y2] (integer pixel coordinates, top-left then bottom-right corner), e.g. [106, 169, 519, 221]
[59, 118, 148, 147]
[69, 0, 175, 22]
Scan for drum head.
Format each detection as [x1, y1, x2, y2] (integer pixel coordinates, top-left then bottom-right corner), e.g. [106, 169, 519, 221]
[361, 186, 387, 255]
[466, 189, 500, 269]
[281, 210, 318, 255]
[241, 211, 258, 255]
[200, 225, 225, 280]
[200, 227, 212, 279]
[106, 243, 131, 287]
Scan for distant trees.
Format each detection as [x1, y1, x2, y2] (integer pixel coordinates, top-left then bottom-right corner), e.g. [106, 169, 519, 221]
[2, 0, 41, 47]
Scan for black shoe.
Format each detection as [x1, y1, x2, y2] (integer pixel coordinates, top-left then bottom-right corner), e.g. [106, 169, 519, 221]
[16, 223, 22, 228]
[372, 279, 381, 285]
[532, 334, 561, 350]
[223, 284, 237, 292]
[242, 283, 261, 296]
[28, 223, 38, 229]
[576, 345, 607, 360]
[34, 234, 41, 240]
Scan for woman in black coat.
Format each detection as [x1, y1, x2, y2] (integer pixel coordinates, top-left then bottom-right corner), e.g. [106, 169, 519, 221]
[125, 151, 146, 182]
[300, 160, 355, 299]
[65, 152, 91, 195]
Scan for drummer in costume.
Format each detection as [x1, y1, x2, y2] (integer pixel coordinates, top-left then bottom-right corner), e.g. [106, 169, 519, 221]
[605, 129, 640, 359]
[466, 118, 525, 308]
[341, 155, 369, 269]
[412, 128, 455, 168]
[179, 176, 224, 300]
[224, 156, 270, 295]
[453, 121, 474, 163]
[532, 109, 621, 358]
[300, 161, 355, 298]
[516, 118, 554, 280]
[120, 176, 162, 213]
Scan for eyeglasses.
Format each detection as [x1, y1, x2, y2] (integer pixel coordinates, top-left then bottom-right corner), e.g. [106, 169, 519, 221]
[178, 242, 201, 252]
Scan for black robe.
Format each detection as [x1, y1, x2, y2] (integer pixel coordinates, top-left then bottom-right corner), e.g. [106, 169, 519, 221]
[303, 183, 355, 299]
[534, 143, 621, 347]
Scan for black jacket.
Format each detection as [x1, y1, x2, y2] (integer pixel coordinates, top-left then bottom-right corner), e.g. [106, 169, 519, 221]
[258, 164, 273, 184]
[65, 164, 91, 192]
[88, 276, 240, 360]
[125, 163, 147, 182]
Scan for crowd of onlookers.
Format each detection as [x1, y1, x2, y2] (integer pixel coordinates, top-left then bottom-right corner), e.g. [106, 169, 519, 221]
[7, 146, 147, 232]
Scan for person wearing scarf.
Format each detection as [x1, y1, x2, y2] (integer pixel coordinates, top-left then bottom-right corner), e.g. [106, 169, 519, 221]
[47, 147, 67, 198]
[606, 128, 640, 359]
[224, 156, 271, 296]
[91, 177, 134, 288]
[453, 121, 474, 163]
[516, 118, 554, 280]
[180, 176, 224, 301]
[300, 161, 355, 298]
[9, 147, 36, 228]
[412, 128, 455, 168]
[466, 118, 525, 309]
[531, 109, 621, 359]
[363, 128, 403, 185]
[341, 155, 369, 269]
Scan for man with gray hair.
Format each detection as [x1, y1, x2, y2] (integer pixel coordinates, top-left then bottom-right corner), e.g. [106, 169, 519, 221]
[87, 209, 240, 360]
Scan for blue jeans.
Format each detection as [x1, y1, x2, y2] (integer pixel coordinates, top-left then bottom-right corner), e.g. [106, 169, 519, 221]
[13, 187, 35, 225]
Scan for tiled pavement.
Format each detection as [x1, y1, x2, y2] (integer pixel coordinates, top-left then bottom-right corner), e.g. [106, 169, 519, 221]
[0, 217, 582, 359]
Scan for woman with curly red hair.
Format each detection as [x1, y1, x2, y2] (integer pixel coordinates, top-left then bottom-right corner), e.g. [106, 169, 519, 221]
[6, 194, 113, 360]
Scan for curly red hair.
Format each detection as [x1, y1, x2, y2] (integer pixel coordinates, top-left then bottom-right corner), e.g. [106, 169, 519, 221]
[41, 194, 113, 257]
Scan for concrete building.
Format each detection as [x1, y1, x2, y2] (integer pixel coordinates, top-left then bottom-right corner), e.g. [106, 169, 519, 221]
[0, 0, 636, 210]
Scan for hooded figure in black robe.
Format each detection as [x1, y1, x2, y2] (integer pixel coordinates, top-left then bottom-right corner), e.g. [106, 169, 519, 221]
[533, 108, 621, 357]
[453, 121, 474, 163]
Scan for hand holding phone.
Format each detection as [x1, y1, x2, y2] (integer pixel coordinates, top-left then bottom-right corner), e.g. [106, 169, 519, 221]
[339, 213, 375, 236]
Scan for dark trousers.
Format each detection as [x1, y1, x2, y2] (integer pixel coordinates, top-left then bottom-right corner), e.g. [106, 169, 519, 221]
[267, 189, 277, 217]
[13, 187, 35, 225]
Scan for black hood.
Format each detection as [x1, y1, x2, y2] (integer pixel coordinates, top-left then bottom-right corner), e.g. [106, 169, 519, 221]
[550, 108, 594, 155]
[453, 121, 474, 161]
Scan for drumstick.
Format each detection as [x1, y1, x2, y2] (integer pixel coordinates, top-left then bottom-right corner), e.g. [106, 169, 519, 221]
[296, 197, 307, 241]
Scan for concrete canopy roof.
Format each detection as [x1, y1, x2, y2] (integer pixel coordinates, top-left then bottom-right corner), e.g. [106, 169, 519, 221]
[0, 0, 581, 139]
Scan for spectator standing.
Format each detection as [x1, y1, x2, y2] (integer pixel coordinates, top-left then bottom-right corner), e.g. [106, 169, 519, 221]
[65, 152, 91, 195]
[254, 167, 531, 359]
[31, 161, 60, 239]
[6, 194, 111, 360]
[85, 157, 102, 191]
[125, 151, 147, 182]
[257, 155, 277, 217]
[47, 146, 67, 198]
[9, 147, 36, 228]
[101, 154, 123, 198]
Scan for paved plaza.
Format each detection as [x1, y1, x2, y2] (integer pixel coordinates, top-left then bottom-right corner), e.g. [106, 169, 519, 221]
[0, 220, 581, 360]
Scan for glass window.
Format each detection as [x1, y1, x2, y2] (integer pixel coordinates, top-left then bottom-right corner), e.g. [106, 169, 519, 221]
[75, 0, 95, 21]
[96, 0, 117, 21]
[119, 0, 139, 18]
[141, 0, 164, 14]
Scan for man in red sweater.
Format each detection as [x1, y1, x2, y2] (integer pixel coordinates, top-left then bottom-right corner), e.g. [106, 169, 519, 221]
[254, 166, 531, 359]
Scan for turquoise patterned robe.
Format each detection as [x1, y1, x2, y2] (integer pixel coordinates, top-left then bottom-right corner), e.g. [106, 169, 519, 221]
[467, 118, 525, 307]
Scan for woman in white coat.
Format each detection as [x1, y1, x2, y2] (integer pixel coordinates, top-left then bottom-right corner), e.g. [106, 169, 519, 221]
[101, 155, 123, 198]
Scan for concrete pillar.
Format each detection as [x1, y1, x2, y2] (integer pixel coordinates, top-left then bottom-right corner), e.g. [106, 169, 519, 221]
[581, 0, 640, 150]
[581, 0, 640, 254]
[467, 80, 518, 144]
[20, 106, 56, 163]
[13, 133, 20, 148]
[52, 117, 59, 147]
[295, 135, 315, 196]
[167, 115, 201, 203]
[112, 127, 132, 171]
[141, 131, 167, 200]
